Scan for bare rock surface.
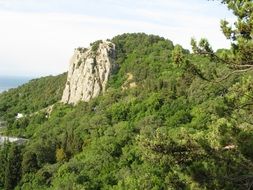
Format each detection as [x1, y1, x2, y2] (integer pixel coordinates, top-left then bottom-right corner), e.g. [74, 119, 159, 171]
[61, 41, 116, 104]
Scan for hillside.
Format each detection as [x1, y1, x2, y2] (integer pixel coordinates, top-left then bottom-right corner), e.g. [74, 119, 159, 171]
[0, 33, 253, 190]
[0, 74, 67, 124]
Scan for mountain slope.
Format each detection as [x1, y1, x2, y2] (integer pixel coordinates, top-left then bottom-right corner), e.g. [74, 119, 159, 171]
[0, 73, 67, 124]
[0, 33, 253, 190]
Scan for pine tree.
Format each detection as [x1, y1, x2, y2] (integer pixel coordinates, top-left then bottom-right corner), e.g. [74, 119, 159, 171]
[0, 142, 11, 188]
[191, 0, 253, 80]
[4, 144, 22, 190]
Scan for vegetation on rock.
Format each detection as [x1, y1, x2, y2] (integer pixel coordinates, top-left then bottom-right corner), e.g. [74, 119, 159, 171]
[0, 1, 252, 189]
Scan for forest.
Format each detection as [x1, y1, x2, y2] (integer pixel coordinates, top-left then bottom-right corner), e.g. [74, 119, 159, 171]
[0, 0, 252, 189]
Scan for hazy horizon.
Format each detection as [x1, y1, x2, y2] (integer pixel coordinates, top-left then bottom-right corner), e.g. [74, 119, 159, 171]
[0, 76, 32, 92]
[0, 0, 235, 77]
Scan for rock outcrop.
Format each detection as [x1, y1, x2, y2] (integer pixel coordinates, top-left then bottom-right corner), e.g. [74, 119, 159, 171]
[61, 41, 116, 104]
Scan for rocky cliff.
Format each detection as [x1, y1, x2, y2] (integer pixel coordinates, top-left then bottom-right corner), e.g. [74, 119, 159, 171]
[61, 41, 116, 104]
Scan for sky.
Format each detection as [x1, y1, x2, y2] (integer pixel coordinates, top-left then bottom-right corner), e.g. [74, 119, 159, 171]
[0, 0, 235, 77]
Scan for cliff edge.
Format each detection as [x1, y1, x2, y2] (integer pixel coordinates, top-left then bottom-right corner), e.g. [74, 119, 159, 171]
[61, 41, 116, 104]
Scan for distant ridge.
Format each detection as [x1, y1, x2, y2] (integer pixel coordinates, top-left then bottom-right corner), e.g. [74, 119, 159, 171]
[0, 76, 31, 93]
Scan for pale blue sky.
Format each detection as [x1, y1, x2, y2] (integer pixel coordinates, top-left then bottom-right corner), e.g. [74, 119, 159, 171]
[0, 0, 234, 77]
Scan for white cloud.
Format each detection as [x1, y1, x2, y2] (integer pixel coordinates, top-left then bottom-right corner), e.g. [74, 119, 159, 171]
[0, 0, 235, 76]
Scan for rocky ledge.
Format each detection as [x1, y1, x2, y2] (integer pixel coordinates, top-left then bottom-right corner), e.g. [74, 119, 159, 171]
[61, 41, 117, 104]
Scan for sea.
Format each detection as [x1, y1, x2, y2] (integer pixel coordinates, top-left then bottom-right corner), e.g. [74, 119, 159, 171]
[0, 76, 32, 93]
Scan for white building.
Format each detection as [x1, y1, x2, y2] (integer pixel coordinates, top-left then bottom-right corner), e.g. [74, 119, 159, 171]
[15, 113, 24, 119]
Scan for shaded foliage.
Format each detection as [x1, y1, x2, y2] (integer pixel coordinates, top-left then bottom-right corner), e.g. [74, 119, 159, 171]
[0, 29, 252, 190]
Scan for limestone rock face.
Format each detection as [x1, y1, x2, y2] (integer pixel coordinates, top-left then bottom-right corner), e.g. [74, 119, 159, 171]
[61, 41, 116, 104]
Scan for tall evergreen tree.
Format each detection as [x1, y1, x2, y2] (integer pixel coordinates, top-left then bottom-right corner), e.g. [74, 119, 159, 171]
[4, 144, 22, 190]
[0, 142, 11, 188]
[191, 0, 253, 80]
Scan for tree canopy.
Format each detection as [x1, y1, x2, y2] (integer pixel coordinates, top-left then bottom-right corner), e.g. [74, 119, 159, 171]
[192, 0, 253, 80]
[0, 1, 252, 189]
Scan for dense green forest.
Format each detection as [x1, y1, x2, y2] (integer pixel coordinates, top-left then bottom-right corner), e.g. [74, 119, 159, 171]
[0, 1, 252, 189]
[0, 74, 67, 132]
